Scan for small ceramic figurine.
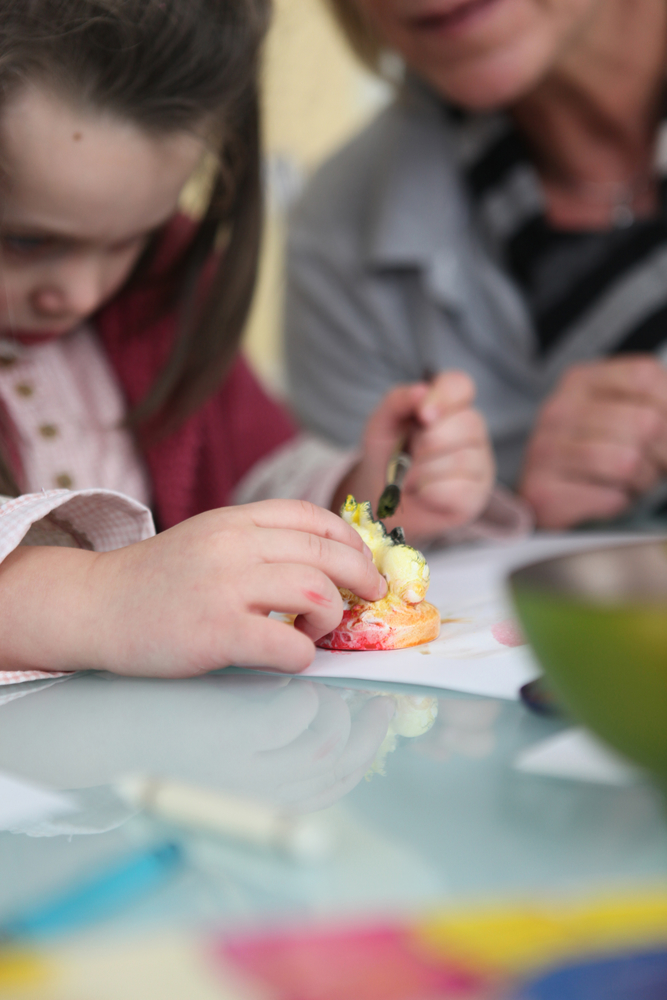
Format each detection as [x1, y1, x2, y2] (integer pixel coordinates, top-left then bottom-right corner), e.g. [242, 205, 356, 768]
[317, 496, 441, 651]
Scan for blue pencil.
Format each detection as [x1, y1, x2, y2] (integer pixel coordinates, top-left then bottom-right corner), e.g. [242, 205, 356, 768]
[0, 842, 184, 941]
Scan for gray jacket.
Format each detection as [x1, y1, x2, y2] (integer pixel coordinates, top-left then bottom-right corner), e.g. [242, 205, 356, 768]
[285, 82, 667, 488]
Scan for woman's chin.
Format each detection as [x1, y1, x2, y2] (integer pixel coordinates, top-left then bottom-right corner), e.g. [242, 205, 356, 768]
[420, 38, 558, 110]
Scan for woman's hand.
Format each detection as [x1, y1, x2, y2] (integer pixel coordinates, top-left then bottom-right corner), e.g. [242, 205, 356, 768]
[0, 500, 387, 677]
[520, 357, 667, 529]
[335, 371, 495, 545]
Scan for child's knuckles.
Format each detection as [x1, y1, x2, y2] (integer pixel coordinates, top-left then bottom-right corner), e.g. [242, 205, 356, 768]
[304, 530, 329, 566]
[296, 499, 328, 529]
[210, 525, 257, 566]
[300, 562, 338, 600]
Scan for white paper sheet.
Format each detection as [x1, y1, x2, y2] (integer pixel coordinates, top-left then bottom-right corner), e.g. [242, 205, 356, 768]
[0, 772, 74, 830]
[514, 728, 643, 786]
[303, 532, 653, 700]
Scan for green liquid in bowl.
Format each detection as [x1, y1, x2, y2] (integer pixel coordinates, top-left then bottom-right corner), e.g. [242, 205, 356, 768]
[512, 586, 667, 782]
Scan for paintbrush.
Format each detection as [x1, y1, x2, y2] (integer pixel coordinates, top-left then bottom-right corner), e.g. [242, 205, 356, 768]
[377, 370, 437, 520]
[376, 447, 412, 520]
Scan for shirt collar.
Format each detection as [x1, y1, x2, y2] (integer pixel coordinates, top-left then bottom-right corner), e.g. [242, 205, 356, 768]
[363, 77, 479, 308]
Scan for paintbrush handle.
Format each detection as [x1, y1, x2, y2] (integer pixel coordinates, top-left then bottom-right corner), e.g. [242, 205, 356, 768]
[387, 451, 412, 488]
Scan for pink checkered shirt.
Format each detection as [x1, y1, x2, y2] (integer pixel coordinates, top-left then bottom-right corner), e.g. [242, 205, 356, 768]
[0, 327, 155, 685]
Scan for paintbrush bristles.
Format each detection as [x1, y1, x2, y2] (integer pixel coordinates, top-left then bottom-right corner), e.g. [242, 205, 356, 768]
[377, 483, 401, 520]
[377, 452, 412, 520]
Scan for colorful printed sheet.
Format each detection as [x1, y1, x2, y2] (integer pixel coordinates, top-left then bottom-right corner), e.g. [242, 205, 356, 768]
[4, 890, 667, 999]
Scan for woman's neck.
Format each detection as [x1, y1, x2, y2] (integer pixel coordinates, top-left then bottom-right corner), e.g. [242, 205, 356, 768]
[511, 0, 667, 230]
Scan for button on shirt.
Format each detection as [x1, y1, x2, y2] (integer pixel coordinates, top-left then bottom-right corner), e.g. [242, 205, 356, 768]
[0, 326, 150, 506]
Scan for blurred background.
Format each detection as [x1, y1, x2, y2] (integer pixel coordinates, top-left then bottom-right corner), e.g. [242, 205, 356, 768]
[242, 0, 390, 395]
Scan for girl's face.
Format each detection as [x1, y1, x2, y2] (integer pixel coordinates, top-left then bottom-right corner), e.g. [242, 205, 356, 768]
[353, 0, 604, 108]
[0, 85, 206, 339]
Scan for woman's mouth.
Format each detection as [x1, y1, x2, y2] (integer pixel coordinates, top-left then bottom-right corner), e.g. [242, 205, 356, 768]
[408, 0, 505, 36]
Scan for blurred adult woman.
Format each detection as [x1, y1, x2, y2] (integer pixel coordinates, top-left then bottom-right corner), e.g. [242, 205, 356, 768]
[285, 0, 667, 528]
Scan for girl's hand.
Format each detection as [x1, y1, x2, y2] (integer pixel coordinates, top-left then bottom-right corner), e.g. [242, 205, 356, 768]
[0, 501, 387, 677]
[520, 357, 667, 529]
[335, 372, 495, 545]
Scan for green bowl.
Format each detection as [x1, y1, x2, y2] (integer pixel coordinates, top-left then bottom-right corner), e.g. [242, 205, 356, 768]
[510, 540, 667, 783]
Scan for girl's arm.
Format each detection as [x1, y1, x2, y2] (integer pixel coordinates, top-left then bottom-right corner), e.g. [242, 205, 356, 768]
[0, 499, 386, 677]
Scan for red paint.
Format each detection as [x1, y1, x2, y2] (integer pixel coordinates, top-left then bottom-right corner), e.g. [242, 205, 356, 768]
[317, 601, 440, 651]
[304, 590, 331, 607]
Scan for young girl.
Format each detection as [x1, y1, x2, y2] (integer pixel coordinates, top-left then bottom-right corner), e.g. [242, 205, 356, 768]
[0, 0, 502, 684]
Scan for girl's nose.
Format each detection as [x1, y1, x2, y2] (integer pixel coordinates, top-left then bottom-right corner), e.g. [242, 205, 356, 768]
[31, 262, 103, 321]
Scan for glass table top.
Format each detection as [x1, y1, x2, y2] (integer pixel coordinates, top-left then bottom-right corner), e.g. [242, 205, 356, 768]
[1, 669, 665, 939]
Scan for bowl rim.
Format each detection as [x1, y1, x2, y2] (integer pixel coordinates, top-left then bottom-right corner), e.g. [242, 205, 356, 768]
[509, 536, 667, 605]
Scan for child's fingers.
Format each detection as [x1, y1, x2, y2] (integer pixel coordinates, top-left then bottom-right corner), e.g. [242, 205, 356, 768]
[242, 563, 345, 642]
[227, 615, 317, 673]
[229, 500, 373, 559]
[418, 370, 476, 425]
[251, 528, 387, 603]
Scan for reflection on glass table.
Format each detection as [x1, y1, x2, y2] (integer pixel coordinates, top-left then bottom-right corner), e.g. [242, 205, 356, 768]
[0, 670, 665, 938]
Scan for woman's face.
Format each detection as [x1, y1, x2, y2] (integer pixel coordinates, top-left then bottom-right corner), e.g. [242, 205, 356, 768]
[0, 84, 205, 340]
[353, 0, 604, 108]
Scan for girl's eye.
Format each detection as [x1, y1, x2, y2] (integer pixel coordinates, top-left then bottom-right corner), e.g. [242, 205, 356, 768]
[1, 234, 54, 257]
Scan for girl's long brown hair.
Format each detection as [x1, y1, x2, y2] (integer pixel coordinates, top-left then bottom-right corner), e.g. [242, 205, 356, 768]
[0, 0, 269, 496]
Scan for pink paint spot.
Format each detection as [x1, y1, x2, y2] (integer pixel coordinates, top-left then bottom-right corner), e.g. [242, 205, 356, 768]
[491, 618, 526, 648]
[304, 589, 331, 607]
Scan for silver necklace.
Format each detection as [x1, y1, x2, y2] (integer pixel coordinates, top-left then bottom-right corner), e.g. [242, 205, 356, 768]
[548, 173, 658, 228]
